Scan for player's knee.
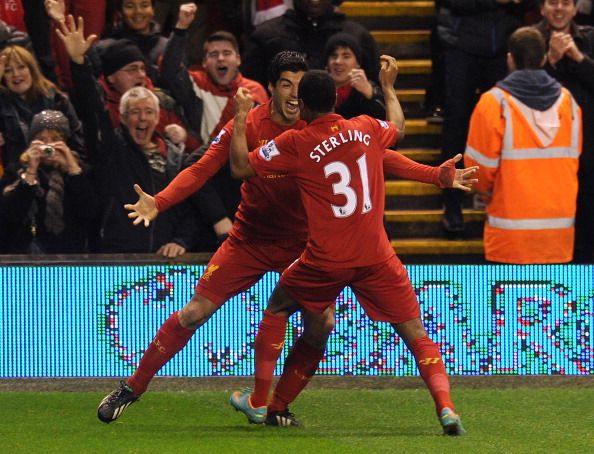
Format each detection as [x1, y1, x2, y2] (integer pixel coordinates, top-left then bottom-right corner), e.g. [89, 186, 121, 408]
[391, 318, 427, 346]
[302, 312, 335, 348]
[267, 285, 300, 315]
[178, 295, 218, 330]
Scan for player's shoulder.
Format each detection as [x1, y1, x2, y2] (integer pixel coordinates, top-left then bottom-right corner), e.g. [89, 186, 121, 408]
[248, 101, 271, 121]
[210, 126, 230, 147]
[349, 114, 392, 130]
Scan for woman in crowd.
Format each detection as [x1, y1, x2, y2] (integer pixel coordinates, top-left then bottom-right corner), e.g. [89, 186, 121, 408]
[1, 110, 98, 253]
[0, 45, 84, 189]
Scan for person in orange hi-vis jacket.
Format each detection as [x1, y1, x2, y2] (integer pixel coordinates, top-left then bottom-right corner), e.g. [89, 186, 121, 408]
[464, 27, 582, 264]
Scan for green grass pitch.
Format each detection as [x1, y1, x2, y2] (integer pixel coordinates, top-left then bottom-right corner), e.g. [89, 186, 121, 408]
[2, 386, 593, 453]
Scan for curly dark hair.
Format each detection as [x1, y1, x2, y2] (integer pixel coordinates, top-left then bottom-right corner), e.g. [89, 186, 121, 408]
[267, 51, 309, 86]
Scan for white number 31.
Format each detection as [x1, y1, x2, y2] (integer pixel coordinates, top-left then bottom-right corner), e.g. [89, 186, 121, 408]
[323, 154, 372, 218]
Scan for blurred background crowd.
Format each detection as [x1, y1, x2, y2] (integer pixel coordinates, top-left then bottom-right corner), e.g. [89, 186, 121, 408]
[0, 0, 591, 263]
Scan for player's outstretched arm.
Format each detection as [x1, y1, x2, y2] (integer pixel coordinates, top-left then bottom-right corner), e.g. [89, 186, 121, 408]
[384, 150, 479, 190]
[230, 87, 257, 179]
[379, 55, 405, 139]
[124, 184, 159, 227]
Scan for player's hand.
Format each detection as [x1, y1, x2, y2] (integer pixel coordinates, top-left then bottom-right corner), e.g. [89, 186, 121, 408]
[124, 184, 159, 227]
[234, 87, 254, 117]
[176, 3, 197, 29]
[379, 54, 398, 90]
[438, 154, 479, 191]
[55, 15, 97, 65]
[157, 242, 187, 258]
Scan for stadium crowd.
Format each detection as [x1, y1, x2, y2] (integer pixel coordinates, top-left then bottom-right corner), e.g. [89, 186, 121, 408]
[0, 0, 591, 263]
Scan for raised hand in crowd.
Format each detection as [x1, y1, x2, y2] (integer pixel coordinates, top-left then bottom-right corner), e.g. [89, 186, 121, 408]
[164, 124, 187, 146]
[55, 15, 97, 64]
[347, 67, 373, 99]
[44, 0, 66, 23]
[124, 184, 159, 227]
[342, 68, 373, 98]
[176, 2, 198, 29]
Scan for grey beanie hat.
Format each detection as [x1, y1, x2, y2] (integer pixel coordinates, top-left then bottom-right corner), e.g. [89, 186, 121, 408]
[29, 110, 70, 140]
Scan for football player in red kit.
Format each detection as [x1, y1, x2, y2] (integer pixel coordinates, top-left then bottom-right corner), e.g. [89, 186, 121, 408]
[99, 49, 475, 430]
[229, 56, 473, 435]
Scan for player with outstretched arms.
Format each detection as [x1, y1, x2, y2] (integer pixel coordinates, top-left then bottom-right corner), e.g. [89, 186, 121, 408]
[229, 55, 472, 434]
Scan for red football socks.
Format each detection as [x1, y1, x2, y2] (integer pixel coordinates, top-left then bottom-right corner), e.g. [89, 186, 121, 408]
[250, 310, 288, 408]
[409, 335, 455, 414]
[268, 336, 324, 414]
[127, 311, 194, 396]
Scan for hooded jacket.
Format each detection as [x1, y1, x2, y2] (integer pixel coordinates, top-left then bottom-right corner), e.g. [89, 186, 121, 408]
[464, 71, 582, 263]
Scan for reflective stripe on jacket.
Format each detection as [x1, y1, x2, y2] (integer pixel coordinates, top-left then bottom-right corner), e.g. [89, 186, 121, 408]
[464, 87, 582, 264]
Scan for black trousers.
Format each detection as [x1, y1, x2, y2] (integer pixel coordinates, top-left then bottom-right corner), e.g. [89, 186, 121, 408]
[441, 47, 507, 209]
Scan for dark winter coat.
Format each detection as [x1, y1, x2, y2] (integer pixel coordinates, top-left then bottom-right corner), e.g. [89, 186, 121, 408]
[535, 20, 594, 190]
[335, 81, 386, 119]
[70, 59, 198, 253]
[437, 0, 533, 57]
[1, 168, 99, 253]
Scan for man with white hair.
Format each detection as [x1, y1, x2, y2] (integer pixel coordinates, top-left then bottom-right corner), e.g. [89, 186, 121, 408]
[58, 15, 200, 255]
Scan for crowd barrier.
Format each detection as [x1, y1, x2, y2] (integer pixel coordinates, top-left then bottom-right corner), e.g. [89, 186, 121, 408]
[1, 255, 592, 378]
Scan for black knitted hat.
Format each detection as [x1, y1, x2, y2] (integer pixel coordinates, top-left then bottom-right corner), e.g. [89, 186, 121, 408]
[100, 39, 145, 76]
[324, 32, 363, 65]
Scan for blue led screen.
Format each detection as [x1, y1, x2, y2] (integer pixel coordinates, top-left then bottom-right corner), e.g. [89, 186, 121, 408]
[0, 264, 592, 378]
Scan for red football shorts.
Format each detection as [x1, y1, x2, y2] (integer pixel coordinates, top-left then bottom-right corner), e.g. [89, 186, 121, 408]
[279, 254, 420, 323]
[196, 236, 305, 307]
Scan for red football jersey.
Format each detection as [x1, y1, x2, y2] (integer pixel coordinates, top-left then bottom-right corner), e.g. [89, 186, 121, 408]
[155, 101, 308, 243]
[249, 113, 398, 267]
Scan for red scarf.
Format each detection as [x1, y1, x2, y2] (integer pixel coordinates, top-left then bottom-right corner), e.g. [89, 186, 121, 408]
[336, 84, 353, 107]
[256, 0, 285, 11]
